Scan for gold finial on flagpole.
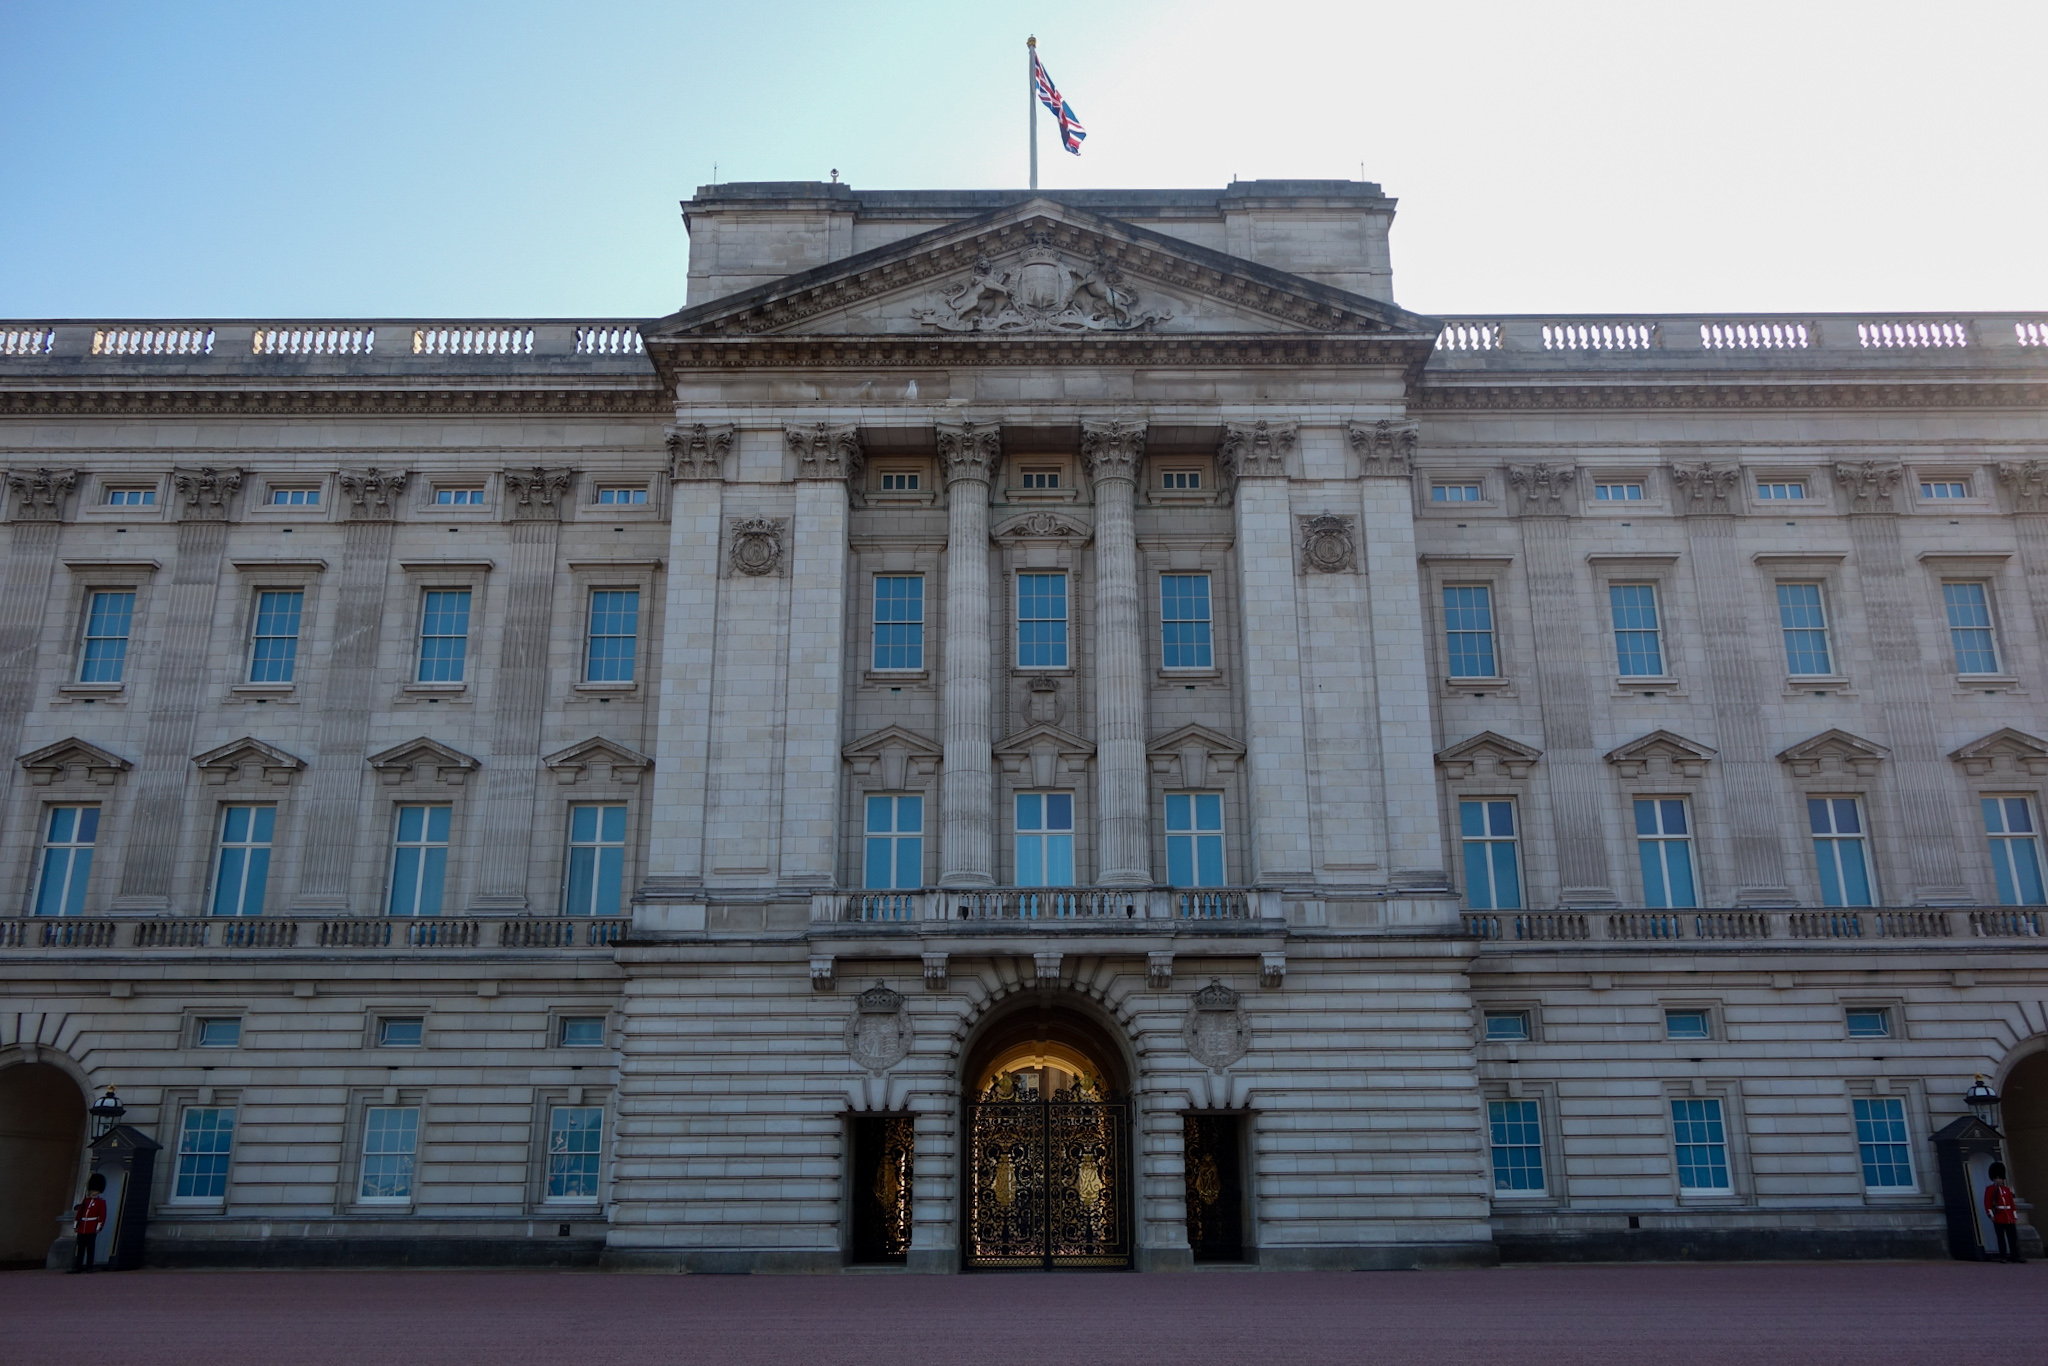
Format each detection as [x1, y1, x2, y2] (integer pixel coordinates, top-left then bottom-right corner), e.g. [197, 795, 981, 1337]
[1028, 34, 1036, 47]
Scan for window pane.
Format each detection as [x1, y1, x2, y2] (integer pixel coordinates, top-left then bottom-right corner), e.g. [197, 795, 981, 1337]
[1046, 835, 1075, 886]
[1161, 575, 1213, 670]
[1443, 586, 1497, 678]
[1016, 793, 1043, 831]
[1046, 794, 1073, 830]
[1942, 583, 1998, 673]
[249, 589, 304, 683]
[1017, 573, 1069, 668]
[1484, 1013, 1530, 1042]
[1610, 585, 1663, 676]
[1845, 1009, 1891, 1039]
[174, 1107, 236, 1201]
[1672, 1098, 1731, 1190]
[1854, 1097, 1914, 1189]
[585, 589, 639, 683]
[360, 1107, 420, 1200]
[560, 1017, 605, 1046]
[1489, 1099, 1545, 1192]
[80, 591, 135, 683]
[873, 576, 926, 671]
[1776, 583, 1831, 675]
[1195, 835, 1224, 887]
[547, 1105, 604, 1200]
[1167, 837, 1194, 888]
[1165, 793, 1191, 832]
[418, 589, 471, 683]
[894, 837, 923, 889]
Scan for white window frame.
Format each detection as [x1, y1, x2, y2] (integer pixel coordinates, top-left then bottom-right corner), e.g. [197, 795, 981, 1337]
[1459, 798, 1523, 911]
[1851, 1094, 1918, 1193]
[1940, 580, 2001, 676]
[1592, 481, 1645, 502]
[1608, 582, 1666, 678]
[544, 1103, 607, 1203]
[583, 588, 640, 684]
[1442, 584, 1499, 680]
[1164, 791, 1226, 888]
[563, 802, 629, 915]
[31, 804, 100, 917]
[193, 1016, 243, 1049]
[1482, 1010, 1532, 1043]
[170, 1104, 237, 1205]
[1755, 480, 1808, 501]
[1919, 479, 1971, 500]
[871, 575, 925, 673]
[267, 486, 321, 507]
[1807, 796, 1876, 908]
[1774, 581, 1833, 677]
[1670, 1095, 1735, 1194]
[593, 484, 649, 506]
[247, 588, 305, 684]
[1014, 791, 1076, 887]
[1982, 795, 2048, 907]
[1430, 482, 1484, 503]
[102, 485, 158, 507]
[1634, 797, 1700, 908]
[1015, 571, 1070, 670]
[1159, 573, 1213, 672]
[387, 804, 453, 916]
[78, 588, 137, 684]
[357, 1104, 422, 1203]
[862, 793, 925, 891]
[1487, 1095, 1548, 1196]
[208, 804, 276, 918]
[416, 587, 473, 684]
[877, 470, 921, 492]
[1159, 468, 1201, 490]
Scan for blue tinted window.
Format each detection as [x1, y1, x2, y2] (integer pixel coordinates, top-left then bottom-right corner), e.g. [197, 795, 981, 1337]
[80, 591, 135, 683]
[1610, 584, 1663, 676]
[585, 589, 639, 683]
[1160, 575, 1213, 670]
[1017, 573, 1068, 669]
[873, 577, 925, 671]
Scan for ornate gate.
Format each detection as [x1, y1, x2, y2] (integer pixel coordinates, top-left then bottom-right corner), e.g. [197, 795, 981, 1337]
[966, 1076, 1132, 1269]
[849, 1115, 915, 1264]
[1181, 1113, 1245, 1262]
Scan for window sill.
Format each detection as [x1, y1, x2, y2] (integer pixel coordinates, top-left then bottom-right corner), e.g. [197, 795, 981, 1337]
[1612, 676, 1685, 697]
[1444, 675, 1513, 696]
[57, 682, 125, 696]
[1159, 667, 1222, 683]
[1146, 488, 1216, 506]
[572, 681, 638, 694]
[230, 682, 296, 697]
[864, 669, 931, 687]
[1784, 675, 1855, 698]
[1002, 488, 1080, 504]
[864, 491, 937, 507]
[401, 682, 469, 695]
[1011, 665, 1074, 678]
[1954, 674, 2021, 694]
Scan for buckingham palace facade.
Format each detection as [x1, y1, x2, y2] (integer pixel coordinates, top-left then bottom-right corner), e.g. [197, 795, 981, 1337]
[2, 180, 2047, 1271]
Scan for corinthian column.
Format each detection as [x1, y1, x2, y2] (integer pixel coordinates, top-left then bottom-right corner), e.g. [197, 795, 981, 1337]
[1082, 419, 1151, 887]
[936, 422, 1001, 886]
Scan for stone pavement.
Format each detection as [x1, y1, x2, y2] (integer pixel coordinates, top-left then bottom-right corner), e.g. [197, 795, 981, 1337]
[2, 1263, 2043, 1366]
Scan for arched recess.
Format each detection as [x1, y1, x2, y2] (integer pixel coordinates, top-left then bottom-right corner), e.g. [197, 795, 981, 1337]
[0, 1058, 88, 1268]
[1999, 1041, 2048, 1222]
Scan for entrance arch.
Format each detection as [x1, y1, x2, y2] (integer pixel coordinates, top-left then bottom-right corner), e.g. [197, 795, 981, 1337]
[961, 997, 1134, 1270]
[2001, 1046, 2048, 1224]
[0, 1061, 87, 1268]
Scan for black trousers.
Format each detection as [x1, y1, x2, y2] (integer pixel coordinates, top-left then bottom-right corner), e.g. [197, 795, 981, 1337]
[1994, 1223, 2023, 1261]
[70, 1234, 96, 1272]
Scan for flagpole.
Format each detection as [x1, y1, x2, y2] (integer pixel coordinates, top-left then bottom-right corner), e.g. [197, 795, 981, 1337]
[1027, 35, 1038, 191]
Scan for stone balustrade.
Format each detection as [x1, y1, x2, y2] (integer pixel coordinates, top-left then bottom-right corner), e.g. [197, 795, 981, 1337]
[0, 915, 627, 952]
[1463, 905, 2045, 944]
[815, 887, 1272, 924]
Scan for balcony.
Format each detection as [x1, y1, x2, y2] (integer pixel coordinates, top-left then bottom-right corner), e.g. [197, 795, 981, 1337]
[813, 887, 1275, 924]
[0, 915, 628, 953]
[1463, 906, 2045, 946]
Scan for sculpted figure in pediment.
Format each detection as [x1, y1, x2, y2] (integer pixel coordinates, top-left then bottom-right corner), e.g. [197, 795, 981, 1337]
[911, 235, 1169, 334]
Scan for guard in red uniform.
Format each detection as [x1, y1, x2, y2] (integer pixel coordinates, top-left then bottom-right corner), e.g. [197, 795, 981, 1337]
[1984, 1162, 2024, 1263]
[68, 1172, 107, 1273]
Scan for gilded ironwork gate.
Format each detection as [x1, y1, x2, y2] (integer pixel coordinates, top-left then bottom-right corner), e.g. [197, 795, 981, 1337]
[1182, 1113, 1245, 1262]
[849, 1115, 915, 1263]
[966, 1078, 1131, 1269]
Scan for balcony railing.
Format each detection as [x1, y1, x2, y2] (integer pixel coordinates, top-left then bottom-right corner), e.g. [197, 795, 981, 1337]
[0, 916, 628, 951]
[815, 888, 1273, 924]
[1463, 907, 2044, 944]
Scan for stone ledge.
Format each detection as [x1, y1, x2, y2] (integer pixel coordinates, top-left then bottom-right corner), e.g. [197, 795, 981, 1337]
[137, 1235, 604, 1270]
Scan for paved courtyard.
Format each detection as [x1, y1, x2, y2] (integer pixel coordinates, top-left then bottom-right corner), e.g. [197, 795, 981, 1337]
[2, 1262, 2042, 1366]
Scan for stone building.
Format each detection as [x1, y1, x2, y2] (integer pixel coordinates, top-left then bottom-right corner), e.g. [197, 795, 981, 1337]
[2, 179, 2046, 1271]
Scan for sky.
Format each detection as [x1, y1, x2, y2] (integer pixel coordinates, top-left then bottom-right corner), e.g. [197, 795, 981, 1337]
[3, 0, 2045, 321]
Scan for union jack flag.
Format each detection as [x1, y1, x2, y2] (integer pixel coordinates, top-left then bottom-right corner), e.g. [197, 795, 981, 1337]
[1032, 51, 1086, 155]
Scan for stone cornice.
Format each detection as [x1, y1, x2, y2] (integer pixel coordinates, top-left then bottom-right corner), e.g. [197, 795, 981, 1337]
[647, 333, 1436, 374]
[0, 385, 671, 419]
[1413, 380, 2048, 412]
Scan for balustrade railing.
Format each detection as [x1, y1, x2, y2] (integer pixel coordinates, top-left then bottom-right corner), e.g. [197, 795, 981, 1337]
[1465, 906, 2046, 943]
[819, 888, 1265, 924]
[0, 916, 626, 950]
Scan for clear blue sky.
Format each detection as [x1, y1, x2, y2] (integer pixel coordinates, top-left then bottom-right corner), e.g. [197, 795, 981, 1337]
[3, 0, 2044, 320]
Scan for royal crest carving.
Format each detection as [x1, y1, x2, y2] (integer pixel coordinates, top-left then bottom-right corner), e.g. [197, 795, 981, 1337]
[665, 422, 735, 482]
[1344, 419, 1419, 479]
[1297, 514, 1357, 574]
[5, 467, 76, 521]
[172, 466, 243, 520]
[728, 517, 786, 577]
[1079, 419, 1147, 484]
[1996, 460, 2048, 513]
[910, 235, 1169, 334]
[1505, 463, 1576, 515]
[935, 421, 1002, 486]
[1182, 979, 1251, 1071]
[1669, 462, 1742, 515]
[336, 467, 409, 520]
[785, 423, 863, 481]
[503, 466, 575, 520]
[993, 510, 1090, 543]
[845, 984, 913, 1073]
[1833, 461, 1904, 513]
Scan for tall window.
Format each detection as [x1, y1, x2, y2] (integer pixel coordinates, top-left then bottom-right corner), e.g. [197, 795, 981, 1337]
[585, 589, 639, 683]
[1756, 481, 1806, 501]
[1165, 793, 1225, 887]
[1443, 586, 1497, 678]
[1983, 797, 2047, 906]
[249, 590, 304, 684]
[872, 576, 925, 671]
[79, 590, 135, 683]
[388, 805, 451, 916]
[359, 1106, 420, 1201]
[32, 806, 99, 916]
[1942, 582, 1999, 674]
[1776, 583, 1832, 675]
[173, 1107, 236, 1201]
[1160, 575, 1212, 670]
[1488, 1099, 1545, 1193]
[863, 794, 923, 890]
[417, 589, 471, 683]
[1609, 584, 1664, 676]
[564, 804, 627, 915]
[1853, 1097, 1915, 1191]
[210, 805, 275, 917]
[1808, 798, 1874, 907]
[1015, 793, 1075, 886]
[1017, 573, 1068, 668]
[1460, 799, 1522, 910]
[1635, 799, 1698, 908]
[1671, 1098, 1732, 1191]
[546, 1105, 605, 1201]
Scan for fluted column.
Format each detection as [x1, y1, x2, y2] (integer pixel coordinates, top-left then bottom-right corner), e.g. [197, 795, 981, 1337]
[937, 422, 1001, 886]
[1082, 419, 1151, 886]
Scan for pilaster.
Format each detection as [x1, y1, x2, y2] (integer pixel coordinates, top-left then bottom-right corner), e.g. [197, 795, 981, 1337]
[778, 426, 856, 887]
[936, 421, 1000, 887]
[1081, 418, 1150, 887]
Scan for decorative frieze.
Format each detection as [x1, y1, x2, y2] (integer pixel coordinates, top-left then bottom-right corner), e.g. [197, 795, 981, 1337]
[1297, 513, 1357, 575]
[665, 423, 735, 482]
[5, 467, 76, 521]
[1995, 459, 2048, 513]
[727, 517, 787, 577]
[502, 466, 576, 521]
[1669, 462, 1743, 515]
[1505, 463, 1577, 516]
[336, 467, 409, 520]
[785, 422, 863, 481]
[1344, 418, 1419, 479]
[935, 420, 1002, 486]
[172, 466, 243, 520]
[1079, 418, 1147, 484]
[1832, 461, 1904, 514]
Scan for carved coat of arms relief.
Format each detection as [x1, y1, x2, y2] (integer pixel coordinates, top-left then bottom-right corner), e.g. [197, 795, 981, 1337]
[911, 235, 1171, 334]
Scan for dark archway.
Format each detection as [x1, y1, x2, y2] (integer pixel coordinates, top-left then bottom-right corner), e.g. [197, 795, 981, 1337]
[961, 996, 1135, 1270]
[0, 1062, 87, 1268]
[2002, 1049, 2048, 1225]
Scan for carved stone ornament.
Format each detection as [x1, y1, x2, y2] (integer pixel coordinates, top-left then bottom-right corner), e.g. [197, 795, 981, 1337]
[1505, 463, 1576, 515]
[785, 422, 864, 482]
[728, 517, 787, 577]
[1216, 420, 1296, 502]
[1344, 419, 1419, 479]
[1297, 513, 1357, 575]
[502, 466, 575, 520]
[1669, 462, 1742, 515]
[336, 467, 409, 520]
[934, 421, 1002, 486]
[1996, 460, 2048, 513]
[910, 235, 1170, 334]
[172, 466, 243, 519]
[844, 984, 914, 1073]
[1026, 674, 1063, 726]
[1833, 461, 1904, 513]
[993, 510, 1090, 543]
[5, 467, 77, 521]
[1079, 419, 1147, 484]
[1182, 979, 1251, 1072]
[666, 422, 735, 482]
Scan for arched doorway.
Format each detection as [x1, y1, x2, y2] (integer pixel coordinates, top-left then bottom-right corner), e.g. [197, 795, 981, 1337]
[0, 1062, 88, 1268]
[962, 999, 1133, 1270]
[2001, 1048, 2048, 1226]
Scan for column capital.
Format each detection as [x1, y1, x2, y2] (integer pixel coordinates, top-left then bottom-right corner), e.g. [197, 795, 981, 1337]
[1216, 420, 1296, 497]
[935, 420, 1002, 486]
[4, 467, 76, 522]
[502, 466, 576, 521]
[1670, 462, 1743, 516]
[1996, 459, 2048, 514]
[1343, 418, 1418, 480]
[1505, 462, 1578, 517]
[1833, 460, 1905, 515]
[336, 467, 409, 521]
[785, 422, 864, 482]
[666, 423, 735, 482]
[171, 466, 243, 521]
[1080, 419, 1147, 485]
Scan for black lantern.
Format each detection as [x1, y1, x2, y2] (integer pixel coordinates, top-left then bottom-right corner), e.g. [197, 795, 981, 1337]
[1965, 1074, 2002, 1130]
[89, 1086, 125, 1140]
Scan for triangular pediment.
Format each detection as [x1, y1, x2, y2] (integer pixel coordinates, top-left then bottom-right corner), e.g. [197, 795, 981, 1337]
[843, 725, 944, 760]
[1605, 730, 1717, 777]
[842, 725, 943, 788]
[1950, 728, 2048, 776]
[1145, 723, 1246, 759]
[542, 736, 653, 784]
[367, 736, 481, 785]
[1145, 723, 1244, 788]
[992, 721, 1094, 788]
[993, 721, 1096, 758]
[1777, 729, 1890, 777]
[193, 736, 306, 784]
[644, 200, 1439, 363]
[18, 737, 131, 785]
[1436, 731, 1542, 779]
